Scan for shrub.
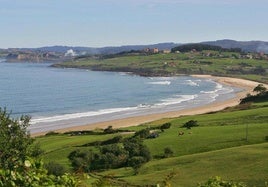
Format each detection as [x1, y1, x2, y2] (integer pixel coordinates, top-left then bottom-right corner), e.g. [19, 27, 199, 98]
[45, 161, 66, 176]
[103, 126, 117, 134]
[164, 147, 174, 158]
[160, 122, 171, 130]
[68, 149, 94, 172]
[253, 84, 267, 95]
[198, 176, 247, 187]
[45, 131, 60, 136]
[182, 120, 198, 129]
[134, 128, 150, 139]
[0, 108, 78, 186]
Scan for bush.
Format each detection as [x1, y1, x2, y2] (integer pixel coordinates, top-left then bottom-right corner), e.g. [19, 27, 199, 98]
[45, 161, 66, 176]
[182, 120, 198, 129]
[198, 176, 247, 187]
[164, 147, 174, 158]
[45, 131, 60, 136]
[103, 126, 117, 134]
[68, 149, 94, 172]
[128, 156, 145, 175]
[0, 108, 79, 186]
[160, 122, 171, 130]
[134, 128, 150, 139]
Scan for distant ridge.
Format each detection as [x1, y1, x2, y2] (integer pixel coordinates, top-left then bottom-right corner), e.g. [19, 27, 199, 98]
[2, 40, 268, 55]
[202, 39, 268, 53]
[20, 43, 180, 54]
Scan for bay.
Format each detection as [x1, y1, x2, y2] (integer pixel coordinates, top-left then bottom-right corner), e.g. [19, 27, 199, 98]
[0, 61, 238, 133]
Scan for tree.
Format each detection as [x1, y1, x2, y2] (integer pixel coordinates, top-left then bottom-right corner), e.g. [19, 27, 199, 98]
[0, 108, 78, 186]
[45, 161, 66, 176]
[164, 147, 174, 158]
[253, 84, 267, 95]
[134, 128, 150, 138]
[68, 149, 94, 172]
[0, 108, 33, 170]
[160, 122, 171, 131]
[128, 156, 145, 175]
[182, 120, 198, 129]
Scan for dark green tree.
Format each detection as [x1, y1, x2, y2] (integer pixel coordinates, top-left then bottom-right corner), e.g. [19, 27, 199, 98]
[182, 120, 198, 129]
[134, 128, 150, 139]
[253, 84, 267, 95]
[160, 122, 171, 131]
[128, 156, 145, 175]
[68, 149, 94, 172]
[45, 161, 66, 176]
[164, 147, 174, 158]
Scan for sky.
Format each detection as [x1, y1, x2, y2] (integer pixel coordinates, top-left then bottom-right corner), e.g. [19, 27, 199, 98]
[0, 0, 268, 48]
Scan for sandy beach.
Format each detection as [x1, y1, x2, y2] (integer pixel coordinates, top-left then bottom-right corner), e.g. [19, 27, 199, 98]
[32, 75, 265, 137]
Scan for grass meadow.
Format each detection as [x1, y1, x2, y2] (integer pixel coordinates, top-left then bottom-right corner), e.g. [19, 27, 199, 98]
[36, 101, 268, 186]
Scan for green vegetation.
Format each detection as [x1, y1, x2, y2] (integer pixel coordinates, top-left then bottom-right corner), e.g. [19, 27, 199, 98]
[171, 43, 242, 53]
[32, 91, 268, 186]
[0, 108, 79, 186]
[53, 48, 268, 83]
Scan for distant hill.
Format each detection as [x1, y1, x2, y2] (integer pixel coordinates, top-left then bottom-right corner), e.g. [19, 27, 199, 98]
[24, 43, 180, 55]
[171, 43, 241, 53]
[202, 39, 268, 53]
[2, 40, 268, 57]
[29, 40, 268, 54]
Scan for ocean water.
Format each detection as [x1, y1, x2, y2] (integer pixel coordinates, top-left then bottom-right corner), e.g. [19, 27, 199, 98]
[0, 60, 239, 133]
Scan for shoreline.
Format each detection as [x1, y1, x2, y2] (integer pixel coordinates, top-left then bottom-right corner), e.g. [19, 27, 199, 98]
[32, 75, 263, 137]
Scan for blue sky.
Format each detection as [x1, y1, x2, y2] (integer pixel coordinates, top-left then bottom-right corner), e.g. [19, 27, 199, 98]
[0, 0, 267, 48]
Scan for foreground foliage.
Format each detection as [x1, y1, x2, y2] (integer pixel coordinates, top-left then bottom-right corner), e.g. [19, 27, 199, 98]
[0, 108, 78, 187]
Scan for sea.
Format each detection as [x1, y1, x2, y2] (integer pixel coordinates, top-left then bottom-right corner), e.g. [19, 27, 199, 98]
[0, 59, 241, 133]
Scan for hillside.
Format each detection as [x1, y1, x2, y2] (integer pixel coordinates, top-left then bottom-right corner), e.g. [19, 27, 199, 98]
[53, 49, 268, 83]
[36, 97, 268, 186]
[202, 39, 268, 53]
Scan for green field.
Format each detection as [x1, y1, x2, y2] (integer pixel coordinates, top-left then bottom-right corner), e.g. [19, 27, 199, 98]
[53, 50, 268, 83]
[36, 100, 268, 186]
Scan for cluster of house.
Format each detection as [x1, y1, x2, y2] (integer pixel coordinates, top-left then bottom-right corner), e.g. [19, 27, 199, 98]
[143, 48, 171, 54]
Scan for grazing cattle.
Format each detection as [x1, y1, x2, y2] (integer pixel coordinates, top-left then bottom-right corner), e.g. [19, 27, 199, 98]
[178, 131, 184, 136]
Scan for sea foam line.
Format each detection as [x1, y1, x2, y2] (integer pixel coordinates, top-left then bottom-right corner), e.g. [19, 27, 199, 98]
[30, 107, 136, 124]
[31, 94, 199, 124]
[184, 80, 199, 86]
[148, 81, 171, 85]
[156, 94, 197, 106]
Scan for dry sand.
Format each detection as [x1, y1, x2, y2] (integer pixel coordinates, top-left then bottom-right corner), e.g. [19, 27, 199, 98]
[32, 75, 266, 137]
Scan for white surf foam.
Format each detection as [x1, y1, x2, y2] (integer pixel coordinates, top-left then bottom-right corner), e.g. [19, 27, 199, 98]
[184, 80, 199, 86]
[30, 107, 137, 124]
[148, 81, 171, 85]
[156, 94, 197, 106]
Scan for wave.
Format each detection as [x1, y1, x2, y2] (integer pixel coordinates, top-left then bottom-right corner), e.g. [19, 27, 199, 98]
[30, 107, 137, 124]
[200, 81, 234, 102]
[31, 94, 198, 124]
[184, 80, 199, 86]
[148, 81, 171, 85]
[156, 94, 197, 106]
